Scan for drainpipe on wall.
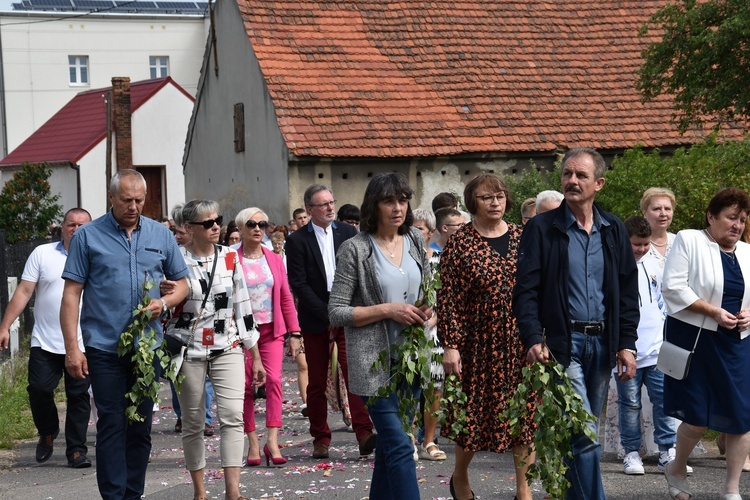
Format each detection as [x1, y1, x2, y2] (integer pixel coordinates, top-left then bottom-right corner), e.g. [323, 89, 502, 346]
[69, 162, 81, 207]
[0, 22, 8, 158]
[105, 91, 112, 211]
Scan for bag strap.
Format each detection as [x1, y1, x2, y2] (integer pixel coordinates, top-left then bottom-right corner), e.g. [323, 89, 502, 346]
[187, 245, 220, 346]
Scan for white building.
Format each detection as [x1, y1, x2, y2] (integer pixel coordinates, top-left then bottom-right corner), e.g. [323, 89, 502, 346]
[0, 1, 209, 157]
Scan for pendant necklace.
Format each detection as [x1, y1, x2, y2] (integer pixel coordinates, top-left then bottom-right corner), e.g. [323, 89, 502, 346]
[377, 236, 399, 258]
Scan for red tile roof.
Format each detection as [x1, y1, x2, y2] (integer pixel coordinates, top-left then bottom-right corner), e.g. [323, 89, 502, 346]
[1, 77, 193, 167]
[237, 0, 745, 158]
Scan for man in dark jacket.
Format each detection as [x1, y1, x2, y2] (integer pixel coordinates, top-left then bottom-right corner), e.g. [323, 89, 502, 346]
[285, 184, 376, 460]
[513, 147, 639, 500]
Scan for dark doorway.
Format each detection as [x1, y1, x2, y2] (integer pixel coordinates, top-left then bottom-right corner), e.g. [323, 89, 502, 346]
[136, 166, 164, 220]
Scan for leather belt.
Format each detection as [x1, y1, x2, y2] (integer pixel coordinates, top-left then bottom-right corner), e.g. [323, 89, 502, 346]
[570, 320, 605, 336]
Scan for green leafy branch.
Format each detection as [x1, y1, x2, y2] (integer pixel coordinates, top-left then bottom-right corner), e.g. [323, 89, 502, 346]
[368, 271, 441, 434]
[439, 373, 468, 441]
[502, 359, 597, 499]
[117, 273, 183, 423]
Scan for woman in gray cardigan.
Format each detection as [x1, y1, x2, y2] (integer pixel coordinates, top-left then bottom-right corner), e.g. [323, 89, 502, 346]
[329, 172, 432, 500]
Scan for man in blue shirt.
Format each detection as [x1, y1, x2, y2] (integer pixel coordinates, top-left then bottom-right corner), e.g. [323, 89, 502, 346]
[513, 148, 639, 500]
[61, 169, 189, 500]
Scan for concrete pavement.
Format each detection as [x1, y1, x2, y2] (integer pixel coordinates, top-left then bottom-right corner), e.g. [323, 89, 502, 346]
[0, 357, 745, 499]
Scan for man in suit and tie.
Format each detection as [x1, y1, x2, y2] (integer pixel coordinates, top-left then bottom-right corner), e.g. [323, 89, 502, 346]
[285, 184, 376, 459]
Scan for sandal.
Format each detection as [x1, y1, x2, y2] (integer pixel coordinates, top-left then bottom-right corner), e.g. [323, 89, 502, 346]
[664, 461, 692, 500]
[419, 442, 447, 461]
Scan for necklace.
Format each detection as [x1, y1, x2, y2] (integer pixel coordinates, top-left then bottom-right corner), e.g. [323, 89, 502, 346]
[650, 238, 667, 247]
[243, 247, 263, 259]
[377, 235, 400, 259]
[704, 228, 736, 259]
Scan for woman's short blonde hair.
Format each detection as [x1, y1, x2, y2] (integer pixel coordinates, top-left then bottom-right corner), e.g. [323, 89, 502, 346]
[235, 207, 268, 228]
[640, 187, 676, 214]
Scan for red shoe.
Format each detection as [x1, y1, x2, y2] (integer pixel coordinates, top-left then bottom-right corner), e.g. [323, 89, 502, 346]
[263, 443, 287, 466]
[245, 456, 261, 467]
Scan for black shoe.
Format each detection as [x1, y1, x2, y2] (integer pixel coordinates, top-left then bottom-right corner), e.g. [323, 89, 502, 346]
[358, 432, 377, 456]
[35, 430, 59, 463]
[68, 452, 91, 469]
[174, 418, 182, 433]
[254, 386, 267, 399]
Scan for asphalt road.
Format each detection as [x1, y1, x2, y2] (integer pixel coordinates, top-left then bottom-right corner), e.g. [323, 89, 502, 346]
[0, 358, 744, 499]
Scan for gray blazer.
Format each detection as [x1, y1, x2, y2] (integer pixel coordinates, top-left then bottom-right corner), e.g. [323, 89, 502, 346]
[328, 227, 430, 396]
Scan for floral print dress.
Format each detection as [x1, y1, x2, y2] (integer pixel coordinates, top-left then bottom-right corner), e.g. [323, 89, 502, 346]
[437, 222, 535, 452]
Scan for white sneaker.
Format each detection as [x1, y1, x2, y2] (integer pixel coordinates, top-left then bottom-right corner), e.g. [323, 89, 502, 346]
[623, 451, 645, 475]
[413, 444, 419, 462]
[658, 447, 694, 475]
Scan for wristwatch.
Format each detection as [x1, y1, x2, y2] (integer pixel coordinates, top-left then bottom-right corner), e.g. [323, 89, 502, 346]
[621, 348, 637, 357]
[160, 298, 169, 315]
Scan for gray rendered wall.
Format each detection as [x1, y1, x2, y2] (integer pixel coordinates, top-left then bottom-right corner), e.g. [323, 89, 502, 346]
[184, 0, 291, 224]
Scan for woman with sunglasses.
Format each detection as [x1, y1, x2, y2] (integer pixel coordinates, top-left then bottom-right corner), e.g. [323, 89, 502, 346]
[236, 207, 302, 467]
[163, 199, 265, 500]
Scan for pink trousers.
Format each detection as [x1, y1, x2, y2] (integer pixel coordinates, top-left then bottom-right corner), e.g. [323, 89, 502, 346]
[243, 323, 285, 431]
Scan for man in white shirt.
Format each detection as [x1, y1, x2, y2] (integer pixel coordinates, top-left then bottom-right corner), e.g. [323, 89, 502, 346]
[0, 208, 92, 468]
[285, 185, 375, 459]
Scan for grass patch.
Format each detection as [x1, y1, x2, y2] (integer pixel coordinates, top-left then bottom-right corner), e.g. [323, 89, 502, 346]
[0, 349, 36, 449]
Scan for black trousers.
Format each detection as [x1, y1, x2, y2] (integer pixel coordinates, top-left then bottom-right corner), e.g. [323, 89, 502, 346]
[27, 346, 91, 459]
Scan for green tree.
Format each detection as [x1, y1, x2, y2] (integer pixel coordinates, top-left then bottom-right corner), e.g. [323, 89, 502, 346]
[598, 135, 750, 230]
[504, 162, 561, 225]
[0, 162, 62, 243]
[637, 0, 750, 132]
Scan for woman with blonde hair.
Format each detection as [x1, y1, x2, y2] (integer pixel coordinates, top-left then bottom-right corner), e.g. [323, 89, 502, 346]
[640, 187, 676, 269]
[236, 207, 301, 467]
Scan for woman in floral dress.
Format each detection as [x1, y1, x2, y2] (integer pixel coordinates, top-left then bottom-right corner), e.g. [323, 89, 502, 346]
[438, 174, 535, 500]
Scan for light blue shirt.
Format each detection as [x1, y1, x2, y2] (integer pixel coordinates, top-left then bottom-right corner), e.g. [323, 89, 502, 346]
[62, 211, 189, 352]
[370, 234, 421, 351]
[565, 204, 608, 323]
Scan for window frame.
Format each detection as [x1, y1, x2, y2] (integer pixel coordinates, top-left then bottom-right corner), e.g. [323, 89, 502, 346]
[68, 55, 89, 86]
[149, 56, 170, 79]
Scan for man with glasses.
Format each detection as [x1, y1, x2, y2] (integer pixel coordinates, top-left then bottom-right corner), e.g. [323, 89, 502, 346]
[61, 169, 189, 499]
[285, 184, 376, 459]
[513, 148, 639, 499]
[431, 207, 466, 253]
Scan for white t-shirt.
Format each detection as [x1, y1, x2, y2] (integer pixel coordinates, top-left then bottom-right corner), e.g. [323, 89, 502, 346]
[22, 241, 84, 354]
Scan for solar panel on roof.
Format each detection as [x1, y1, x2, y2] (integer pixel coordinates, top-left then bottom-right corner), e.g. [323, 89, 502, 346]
[155, 2, 197, 9]
[28, 0, 73, 7]
[194, 2, 207, 8]
[116, 0, 156, 8]
[74, 0, 114, 8]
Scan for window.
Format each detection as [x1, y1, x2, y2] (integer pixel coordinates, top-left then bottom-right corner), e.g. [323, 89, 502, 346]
[149, 56, 170, 78]
[234, 103, 245, 152]
[68, 56, 89, 85]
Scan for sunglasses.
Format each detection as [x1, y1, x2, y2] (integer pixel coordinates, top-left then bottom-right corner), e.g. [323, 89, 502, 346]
[245, 220, 269, 229]
[188, 216, 223, 229]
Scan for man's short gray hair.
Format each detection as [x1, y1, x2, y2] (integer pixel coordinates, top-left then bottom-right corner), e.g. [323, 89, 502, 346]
[109, 169, 146, 194]
[561, 147, 606, 179]
[536, 190, 564, 208]
[303, 184, 333, 208]
[412, 208, 436, 231]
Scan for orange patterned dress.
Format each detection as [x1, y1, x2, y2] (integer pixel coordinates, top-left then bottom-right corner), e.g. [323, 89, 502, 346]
[437, 222, 535, 452]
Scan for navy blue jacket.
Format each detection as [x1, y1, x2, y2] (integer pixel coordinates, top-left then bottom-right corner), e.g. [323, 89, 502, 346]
[512, 202, 639, 368]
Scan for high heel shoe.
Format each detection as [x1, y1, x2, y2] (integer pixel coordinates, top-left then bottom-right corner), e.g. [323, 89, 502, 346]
[263, 443, 287, 466]
[245, 455, 261, 467]
[449, 475, 475, 500]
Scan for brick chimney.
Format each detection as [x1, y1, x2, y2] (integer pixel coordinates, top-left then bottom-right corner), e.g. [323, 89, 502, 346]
[112, 77, 132, 170]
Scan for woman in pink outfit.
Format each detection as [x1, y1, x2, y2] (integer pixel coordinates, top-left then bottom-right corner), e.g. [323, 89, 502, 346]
[237, 207, 302, 467]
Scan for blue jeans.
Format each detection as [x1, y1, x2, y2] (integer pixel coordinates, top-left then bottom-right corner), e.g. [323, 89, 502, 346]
[363, 382, 421, 500]
[564, 332, 610, 500]
[170, 376, 214, 424]
[616, 364, 676, 453]
[87, 347, 158, 500]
